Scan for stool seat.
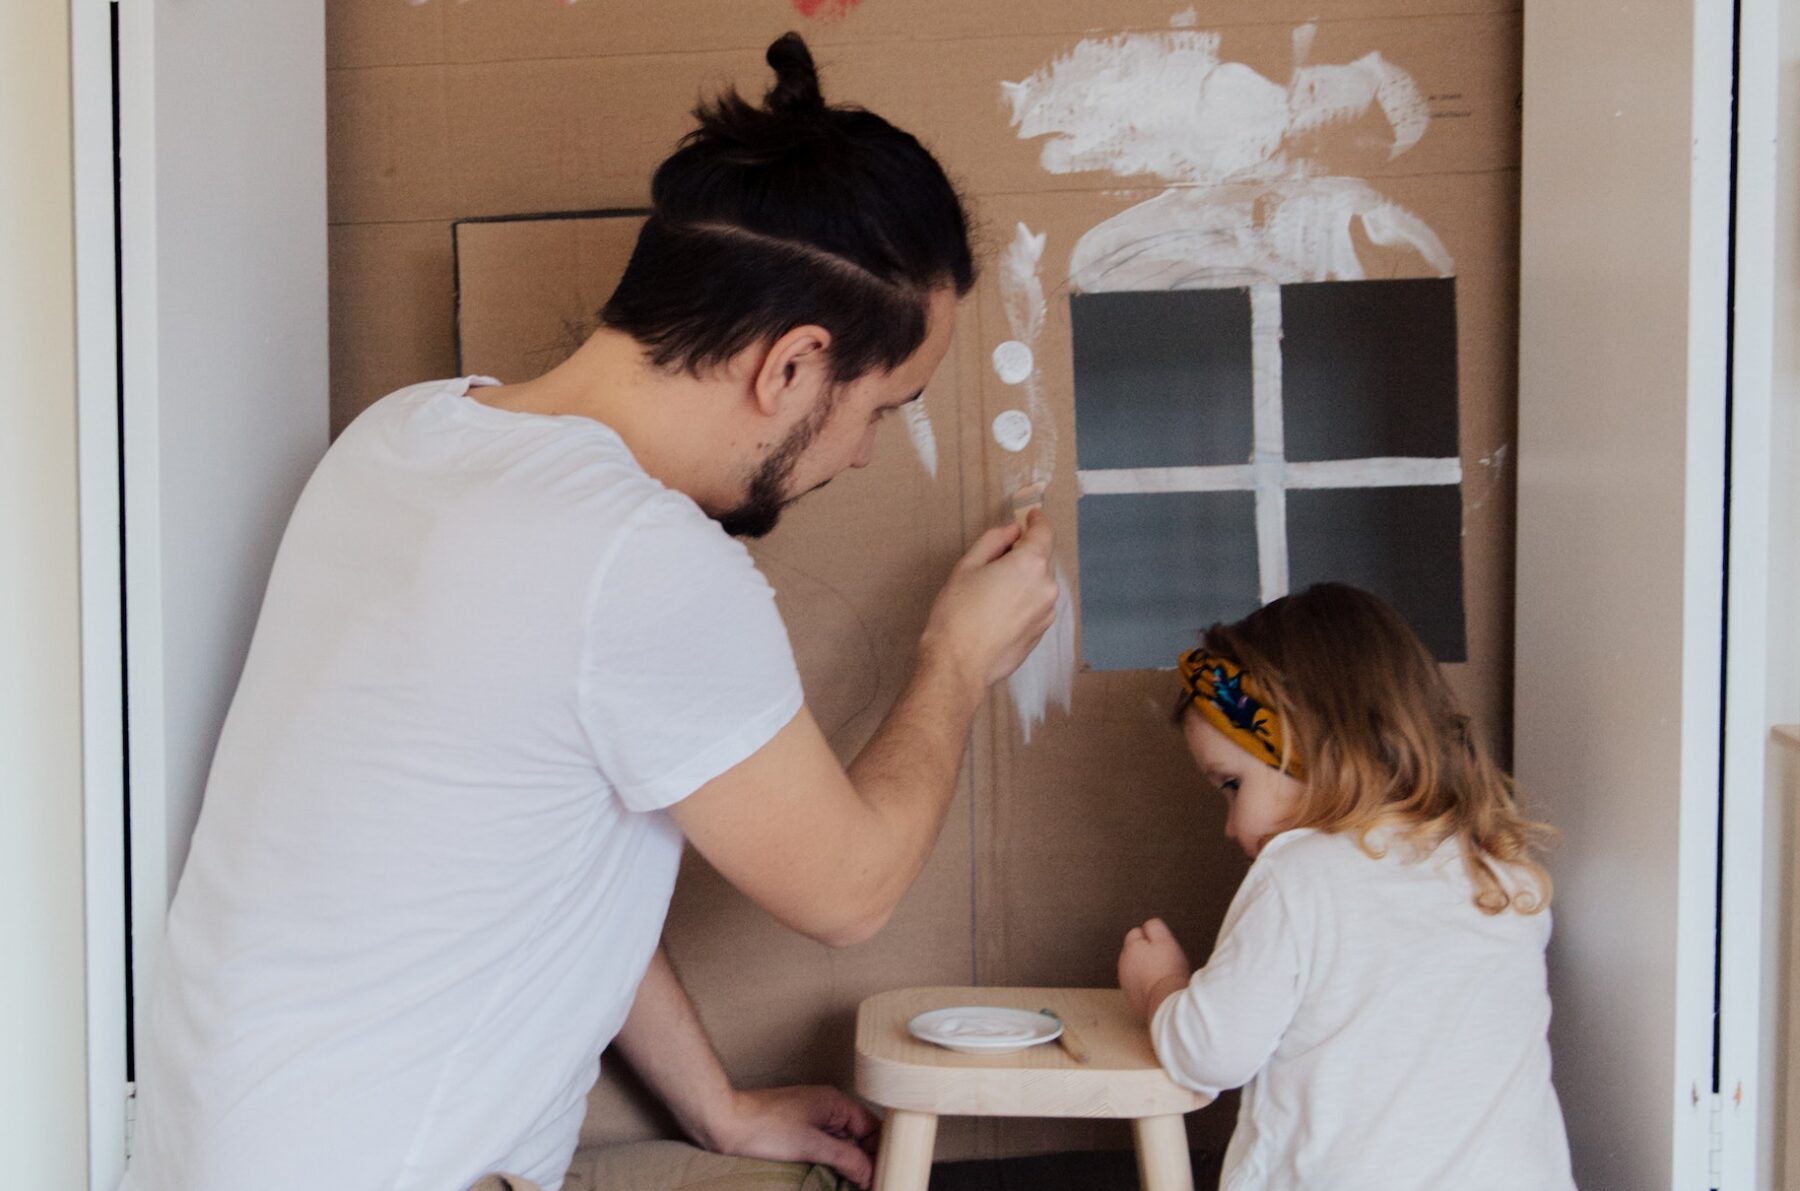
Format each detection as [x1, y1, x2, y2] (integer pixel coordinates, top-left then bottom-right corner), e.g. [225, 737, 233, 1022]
[854, 987, 1210, 1191]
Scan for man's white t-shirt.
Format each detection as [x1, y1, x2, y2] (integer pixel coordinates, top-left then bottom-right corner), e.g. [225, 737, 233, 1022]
[122, 377, 804, 1191]
[1151, 828, 1575, 1190]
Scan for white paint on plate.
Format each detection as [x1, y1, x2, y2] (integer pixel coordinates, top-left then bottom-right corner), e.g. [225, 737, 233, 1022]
[909, 1006, 1063, 1055]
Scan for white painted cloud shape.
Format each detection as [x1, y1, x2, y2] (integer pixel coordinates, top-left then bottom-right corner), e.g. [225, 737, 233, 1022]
[1003, 27, 1452, 291]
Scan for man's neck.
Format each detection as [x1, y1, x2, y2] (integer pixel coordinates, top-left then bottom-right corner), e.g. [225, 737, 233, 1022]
[472, 330, 748, 515]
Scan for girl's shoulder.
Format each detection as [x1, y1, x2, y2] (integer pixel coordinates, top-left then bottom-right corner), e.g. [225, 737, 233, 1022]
[1257, 826, 1553, 936]
[1260, 823, 1453, 868]
[1242, 828, 1365, 903]
[1254, 826, 1368, 872]
[1253, 824, 1461, 898]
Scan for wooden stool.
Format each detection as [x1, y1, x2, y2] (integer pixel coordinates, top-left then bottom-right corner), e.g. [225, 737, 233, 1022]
[854, 987, 1210, 1191]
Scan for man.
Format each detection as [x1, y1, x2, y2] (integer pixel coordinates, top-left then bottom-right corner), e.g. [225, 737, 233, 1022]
[123, 33, 1057, 1191]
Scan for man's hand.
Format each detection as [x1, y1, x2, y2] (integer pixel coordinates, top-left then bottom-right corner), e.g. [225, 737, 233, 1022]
[705, 1085, 879, 1189]
[616, 949, 879, 1186]
[919, 508, 1058, 695]
[1119, 917, 1193, 1023]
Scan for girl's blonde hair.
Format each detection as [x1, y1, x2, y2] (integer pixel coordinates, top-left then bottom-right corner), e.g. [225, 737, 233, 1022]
[1200, 583, 1553, 915]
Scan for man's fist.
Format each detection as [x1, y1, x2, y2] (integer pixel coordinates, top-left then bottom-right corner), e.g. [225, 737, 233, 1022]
[919, 508, 1059, 694]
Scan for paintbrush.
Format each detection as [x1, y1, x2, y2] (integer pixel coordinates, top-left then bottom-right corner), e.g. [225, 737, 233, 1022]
[1011, 481, 1047, 529]
[1040, 1008, 1090, 1064]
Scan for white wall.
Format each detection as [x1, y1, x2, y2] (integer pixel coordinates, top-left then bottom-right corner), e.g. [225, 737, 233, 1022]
[1516, 1, 1730, 1188]
[121, 0, 330, 1010]
[0, 1, 92, 1183]
[1773, 3, 1800, 736]
[1753, 3, 1800, 1181]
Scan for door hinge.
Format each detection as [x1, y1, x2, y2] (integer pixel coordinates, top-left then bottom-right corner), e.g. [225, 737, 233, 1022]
[124, 1081, 137, 1162]
[1708, 1089, 1724, 1187]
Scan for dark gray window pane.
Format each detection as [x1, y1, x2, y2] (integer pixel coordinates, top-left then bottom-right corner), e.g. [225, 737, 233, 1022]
[1077, 491, 1262, 671]
[1280, 278, 1460, 462]
[1071, 290, 1255, 470]
[1286, 486, 1467, 661]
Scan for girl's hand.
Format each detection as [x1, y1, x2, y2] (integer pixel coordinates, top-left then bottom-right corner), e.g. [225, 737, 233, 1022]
[1118, 917, 1193, 1022]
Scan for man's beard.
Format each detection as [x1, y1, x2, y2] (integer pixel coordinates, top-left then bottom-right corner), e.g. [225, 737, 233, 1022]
[716, 393, 836, 539]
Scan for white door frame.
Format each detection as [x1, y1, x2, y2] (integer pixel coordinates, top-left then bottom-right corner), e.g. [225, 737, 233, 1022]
[115, 0, 173, 1134]
[70, 0, 176, 1179]
[1716, 0, 1795, 1186]
[1516, 0, 1734, 1186]
[1520, 0, 1798, 1186]
[73, 1, 330, 1183]
[71, 0, 129, 1184]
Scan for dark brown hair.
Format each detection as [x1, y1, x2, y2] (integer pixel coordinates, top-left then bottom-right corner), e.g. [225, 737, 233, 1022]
[601, 33, 975, 384]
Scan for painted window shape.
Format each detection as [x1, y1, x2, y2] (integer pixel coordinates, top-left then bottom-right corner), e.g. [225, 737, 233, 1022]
[1073, 278, 1466, 670]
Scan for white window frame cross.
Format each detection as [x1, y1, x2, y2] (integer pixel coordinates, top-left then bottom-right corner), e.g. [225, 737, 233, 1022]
[1074, 280, 1465, 606]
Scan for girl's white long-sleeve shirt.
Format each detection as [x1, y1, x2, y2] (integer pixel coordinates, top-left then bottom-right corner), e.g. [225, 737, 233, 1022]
[1151, 827, 1574, 1190]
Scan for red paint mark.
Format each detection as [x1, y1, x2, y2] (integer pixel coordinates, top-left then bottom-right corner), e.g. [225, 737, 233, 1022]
[792, 0, 860, 19]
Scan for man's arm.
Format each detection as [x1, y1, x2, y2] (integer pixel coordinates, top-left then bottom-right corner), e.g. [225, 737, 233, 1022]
[669, 513, 1058, 946]
[614, 945, 878, 1186]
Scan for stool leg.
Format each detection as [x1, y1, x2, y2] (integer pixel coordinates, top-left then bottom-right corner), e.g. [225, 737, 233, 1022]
[873, 1109, 938, 1191]
[1131, 1114, 1193, 1191]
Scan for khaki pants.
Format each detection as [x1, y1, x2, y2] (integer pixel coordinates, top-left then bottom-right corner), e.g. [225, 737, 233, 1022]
[470, 1141, 845, 1191]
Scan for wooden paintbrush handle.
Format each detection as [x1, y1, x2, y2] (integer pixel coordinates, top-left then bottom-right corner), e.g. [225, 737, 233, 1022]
[1043, 1010, 1090, 1064]
[1011, 481, 1047, 528]
[1058, 1024, 1090, 1064]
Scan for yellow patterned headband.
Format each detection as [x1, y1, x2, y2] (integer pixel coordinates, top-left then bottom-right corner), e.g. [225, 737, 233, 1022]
[1178, 648, 1305, 779]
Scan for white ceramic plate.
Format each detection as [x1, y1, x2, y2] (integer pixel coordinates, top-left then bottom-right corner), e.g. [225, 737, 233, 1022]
[907, 1006, 1063, 1055]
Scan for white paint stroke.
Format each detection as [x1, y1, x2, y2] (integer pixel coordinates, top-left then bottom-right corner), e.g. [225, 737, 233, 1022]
[1470, 442, 1509, 511]
[1170, 5, 1198, 27]
[1001, 222, 1047, 343]
[992, 410, 1034, 453]
[1255, 485, 1290, 604]
[992, 340, 1034, 384]
[1290, 54, 1429, 155]
[899, 400, 938, 479]
[1004, 31, 1428, 185]
[1008, 563, 1075, 743]
[1004, 30, 1453, 293]
[1077, 464, 1255, 495]
[1291, 21, 1316, 67]
[1077, 457, 1462, 496]
[998, 221, 1056, 485]
[1249, 283, 1284, 459]
[994, 220, 1069, 738]
[1005, 33, 1291, 184]
[1285, 457, 1462, 488]
[1249, 283, 1288, 604]
[1067, 180, 1452, 293]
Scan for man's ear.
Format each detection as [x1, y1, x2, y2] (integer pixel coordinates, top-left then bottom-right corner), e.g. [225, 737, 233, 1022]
[752, 324, 833, 418]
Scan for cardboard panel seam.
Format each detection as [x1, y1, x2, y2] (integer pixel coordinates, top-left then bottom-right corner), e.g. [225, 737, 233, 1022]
[329, 5, 1524, 73]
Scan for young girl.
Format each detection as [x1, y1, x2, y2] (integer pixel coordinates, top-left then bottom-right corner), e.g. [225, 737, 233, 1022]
[1118, 583, 1574, 1190]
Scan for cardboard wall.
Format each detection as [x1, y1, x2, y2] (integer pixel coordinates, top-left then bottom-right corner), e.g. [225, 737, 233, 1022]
[328, 0, 1521, 1162]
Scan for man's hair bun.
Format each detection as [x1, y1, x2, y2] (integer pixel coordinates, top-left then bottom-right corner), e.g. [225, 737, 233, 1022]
[600, 31, 976, 387]
[763, 32, 825, 115]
